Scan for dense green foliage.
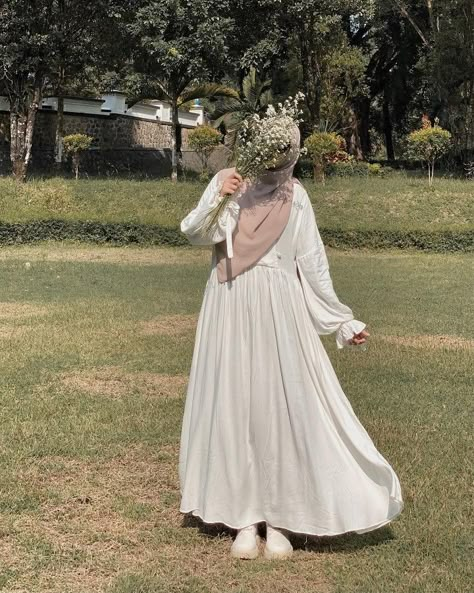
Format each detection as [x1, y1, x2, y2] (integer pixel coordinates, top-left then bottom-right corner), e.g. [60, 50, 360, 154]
[2, 0, 473, 179]
[0, 0, 125, 179]
[224, 0, 474, 162]
[123, 0, 238, 180]
[63, 134, 93, 154]
[0, 221, 469, 252]
[209, 67, 273, 149]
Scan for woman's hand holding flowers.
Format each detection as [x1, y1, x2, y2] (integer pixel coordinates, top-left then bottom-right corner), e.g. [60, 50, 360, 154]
[220, 172, 243, 197]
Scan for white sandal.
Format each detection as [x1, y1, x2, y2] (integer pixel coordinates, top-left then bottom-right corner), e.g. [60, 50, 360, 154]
[264, 524, 293, 559]
[230, 523, 260, 559]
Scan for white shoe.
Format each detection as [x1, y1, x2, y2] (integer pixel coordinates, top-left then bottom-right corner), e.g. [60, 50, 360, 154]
[264, 524, 293, 559]
[230, 524, 260, 559]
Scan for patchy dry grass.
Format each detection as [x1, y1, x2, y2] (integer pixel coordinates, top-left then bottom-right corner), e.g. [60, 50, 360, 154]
[60, 367, 187, 399]
[2, 445, 179, 593]
[0, 243, 210, 266]
[140, 315, 198, 337]
[0, 245, 471, 593]
[0, 302, 48, 319]
[380, 333, 474, 351]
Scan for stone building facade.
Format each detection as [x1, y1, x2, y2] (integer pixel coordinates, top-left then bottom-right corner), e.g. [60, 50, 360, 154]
[0, 93, 207, 176]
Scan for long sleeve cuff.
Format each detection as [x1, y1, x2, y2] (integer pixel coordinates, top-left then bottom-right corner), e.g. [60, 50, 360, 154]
[180, 179, 240, 245]
[336, 319, 367, 349]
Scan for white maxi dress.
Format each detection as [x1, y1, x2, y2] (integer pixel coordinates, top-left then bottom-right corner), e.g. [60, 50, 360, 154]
[178, 173, 403, 536]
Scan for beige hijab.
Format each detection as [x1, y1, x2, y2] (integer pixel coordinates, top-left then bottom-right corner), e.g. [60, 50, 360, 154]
[215, 124, 301, 283]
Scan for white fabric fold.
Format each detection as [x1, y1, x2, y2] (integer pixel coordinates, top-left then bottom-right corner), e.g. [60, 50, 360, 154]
[295, 194, 366, 348]
[179, 180, 403, 536]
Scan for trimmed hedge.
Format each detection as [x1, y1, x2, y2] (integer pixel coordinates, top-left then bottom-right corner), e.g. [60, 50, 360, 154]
[0, 220, 188, 246]
[320, 228, 474, 252]
[0, 219, 472, 252]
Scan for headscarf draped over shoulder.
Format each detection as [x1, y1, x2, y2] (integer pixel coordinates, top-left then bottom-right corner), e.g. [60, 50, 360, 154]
[215, 124, 301, 283]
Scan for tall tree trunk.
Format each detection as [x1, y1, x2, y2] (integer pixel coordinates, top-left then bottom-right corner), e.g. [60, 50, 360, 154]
[54, 62, 66, 169]
[9, 80, 42, 181]
[425, 0, 436, 33]
[347, 106, 364, 160]
[73, 153, 80, 180]
[176, 115, 183, 178]
[170, 100, 179, 182]
[54, 94, 65, 168]
[299, 19, 321, 129]
[313, 160, 324, 183]
[383, 87, 395, 160]
[357, 96, 371, 158]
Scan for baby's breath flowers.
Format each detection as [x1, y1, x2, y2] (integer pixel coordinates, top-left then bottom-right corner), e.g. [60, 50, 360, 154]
[198, 92, 306, 238]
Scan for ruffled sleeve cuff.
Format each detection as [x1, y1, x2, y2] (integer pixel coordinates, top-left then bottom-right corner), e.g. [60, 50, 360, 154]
[336, 319, 367, 350]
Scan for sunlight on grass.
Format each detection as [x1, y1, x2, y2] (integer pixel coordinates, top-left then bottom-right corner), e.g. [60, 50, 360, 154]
[0, 174, 472, 233]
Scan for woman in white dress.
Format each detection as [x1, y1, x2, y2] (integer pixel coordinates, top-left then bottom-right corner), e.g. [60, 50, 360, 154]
[178, 126, 403, 560]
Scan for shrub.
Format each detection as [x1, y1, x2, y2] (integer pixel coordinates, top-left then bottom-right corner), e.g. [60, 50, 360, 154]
[325, 161, 390, 177]
[187, 125, 222, 180]
[464, 161, 474, 180]
[326, 161, 363, 177]
[0, 220, 188, 246]
[294, 156, 314, 179]
[367, 163, 382, 176]
[63, 134, 93, 180]
[304, 131, 350, 183]
[405, 116, 452, 185]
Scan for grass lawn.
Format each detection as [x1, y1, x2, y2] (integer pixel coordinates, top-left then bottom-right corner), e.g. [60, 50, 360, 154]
[0, 244, 472, 593]
[0, 173, 472, 233]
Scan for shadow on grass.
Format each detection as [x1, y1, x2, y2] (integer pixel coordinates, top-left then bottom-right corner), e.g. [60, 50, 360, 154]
[181, 513, 395, 553]
[291, 526, 396, 554]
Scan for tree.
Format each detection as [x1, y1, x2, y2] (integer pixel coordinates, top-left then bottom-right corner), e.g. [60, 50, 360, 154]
[210, 68, 273, 149]
[0, 0, 53, 180]
[284, 0, 368, 129]
[406, 116, 452, 184]
[0, 0, 127, 180]
[227, 0, 288, 75]
[421, 0, 474, 160]
[318, 41, 368, 158]
[188, 125, 222, 180]
[127, 0, 238, 182]
[63, 133, 93, 179]
[46, 1, 128, 168]
[345, 1, 423, 160]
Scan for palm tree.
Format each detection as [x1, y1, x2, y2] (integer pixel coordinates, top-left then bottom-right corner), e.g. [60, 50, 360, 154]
[128, 82, 239, 181]
[210, 68, 273, 151]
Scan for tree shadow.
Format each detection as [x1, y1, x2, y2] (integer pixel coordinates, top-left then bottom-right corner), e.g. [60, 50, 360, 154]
[291, 525, 396, 554]
[181, 513, 396, 552]
[181, 513, 237, 539]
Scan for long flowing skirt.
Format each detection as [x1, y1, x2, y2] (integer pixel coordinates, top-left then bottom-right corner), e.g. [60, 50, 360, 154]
[179, 264, 403, 535]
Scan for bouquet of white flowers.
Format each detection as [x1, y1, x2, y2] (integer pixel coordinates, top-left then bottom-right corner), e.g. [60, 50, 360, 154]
[197, 92, 306, 237]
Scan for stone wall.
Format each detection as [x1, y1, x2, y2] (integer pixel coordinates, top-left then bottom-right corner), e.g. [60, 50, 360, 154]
[0, 110, 195, 176]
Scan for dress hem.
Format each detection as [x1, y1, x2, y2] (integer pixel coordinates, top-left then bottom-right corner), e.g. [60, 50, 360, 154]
[179, 499, 404, 537]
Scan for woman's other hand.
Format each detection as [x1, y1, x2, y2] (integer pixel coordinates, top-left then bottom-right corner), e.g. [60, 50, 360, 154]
[220, 172, 243, 197]
[350, 329, 370, 346]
